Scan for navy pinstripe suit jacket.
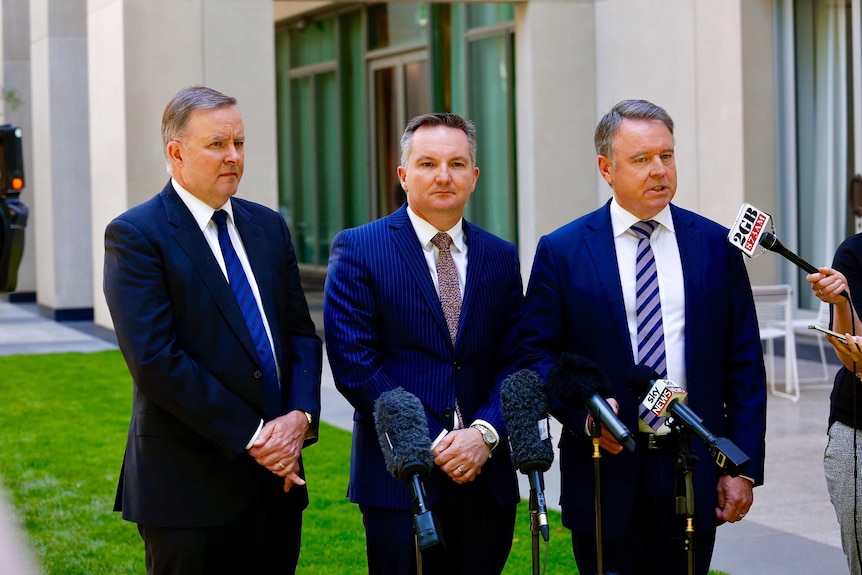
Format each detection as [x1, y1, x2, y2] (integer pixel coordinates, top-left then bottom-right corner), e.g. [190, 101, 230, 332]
[323, 204, 523, 510]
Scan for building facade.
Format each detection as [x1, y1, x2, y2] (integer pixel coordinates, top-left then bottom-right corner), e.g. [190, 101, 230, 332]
[0, 0, 860, 327]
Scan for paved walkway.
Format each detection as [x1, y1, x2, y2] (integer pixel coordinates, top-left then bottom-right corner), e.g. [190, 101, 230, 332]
[0, 294, 851, 574]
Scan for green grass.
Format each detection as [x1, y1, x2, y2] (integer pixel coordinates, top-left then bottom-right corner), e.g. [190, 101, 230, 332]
[0, 350, 728, 574]
[0, 351, 578, 574]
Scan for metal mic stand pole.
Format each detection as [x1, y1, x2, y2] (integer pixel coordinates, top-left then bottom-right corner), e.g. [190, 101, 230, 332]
[674, 428, 697, 575]
[529, 487, 540, 575]
[590, 419, 606, 575]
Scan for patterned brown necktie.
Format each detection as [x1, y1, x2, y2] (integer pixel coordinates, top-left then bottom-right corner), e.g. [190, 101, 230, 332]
[431, 232, 461, 345]
[432, 232, 464, 427]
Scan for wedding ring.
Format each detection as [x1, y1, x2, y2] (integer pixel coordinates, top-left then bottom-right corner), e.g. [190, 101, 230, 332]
[738, 513, 746, 519]
[456, 465, 464, 475]
[277, 461, 286, 470]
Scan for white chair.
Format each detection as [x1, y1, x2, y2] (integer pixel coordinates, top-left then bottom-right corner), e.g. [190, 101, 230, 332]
[752, 284, 800, 401]
[788, 300, 833, 386]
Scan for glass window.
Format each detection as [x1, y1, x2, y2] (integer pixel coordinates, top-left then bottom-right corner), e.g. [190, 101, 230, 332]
[466, 31, 517, 242]
[289, 19, 336, 67]
[368, 3, 429, 50]
[467, 4, 515, 28]
[278, 3, 518, 266]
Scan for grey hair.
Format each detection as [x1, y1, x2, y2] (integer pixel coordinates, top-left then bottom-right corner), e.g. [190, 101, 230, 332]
[161, 86, 237, 173]
[399, 112, 477, 167]
[594, 99, 674, 165]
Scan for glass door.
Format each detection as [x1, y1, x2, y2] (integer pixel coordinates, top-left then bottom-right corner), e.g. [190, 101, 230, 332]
[369, 51, 431, 219]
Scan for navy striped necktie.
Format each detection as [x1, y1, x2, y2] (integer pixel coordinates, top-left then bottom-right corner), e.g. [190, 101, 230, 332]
[631, 220, 667, 378]
[212, 210, 280, 418]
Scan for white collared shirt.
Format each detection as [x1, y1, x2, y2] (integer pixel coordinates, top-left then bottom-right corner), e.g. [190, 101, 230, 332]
[610, 199, 686, 392]
[406, 206, 467, 298]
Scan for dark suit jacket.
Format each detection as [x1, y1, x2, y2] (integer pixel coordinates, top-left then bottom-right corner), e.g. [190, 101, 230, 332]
[104, 180, 322, 528]
[518, 200, 767, 537]
[323, 204, 523, 511]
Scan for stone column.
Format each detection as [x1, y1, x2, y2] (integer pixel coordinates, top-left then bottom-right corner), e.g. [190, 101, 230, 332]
[30, 0, 93, 319]
[88, 0, 278, 329]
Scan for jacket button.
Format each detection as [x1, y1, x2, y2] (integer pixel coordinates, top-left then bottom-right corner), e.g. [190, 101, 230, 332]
[444, 408, 453, 420]
[253, 370, 263, 379]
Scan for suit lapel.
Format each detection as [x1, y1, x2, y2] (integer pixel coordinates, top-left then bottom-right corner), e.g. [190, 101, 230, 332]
[460, 220, 484, 342]
[161, 187, 259, 362]
[388, 206, 452, 344]
[583, 202, 635, 361]
[670, 205, 704, 363]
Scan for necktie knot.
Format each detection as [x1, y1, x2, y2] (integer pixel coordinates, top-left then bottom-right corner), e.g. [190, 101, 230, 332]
[631, 220, 658, 241]
[431, 232, 453, 251]
[212, 209, 229, 229]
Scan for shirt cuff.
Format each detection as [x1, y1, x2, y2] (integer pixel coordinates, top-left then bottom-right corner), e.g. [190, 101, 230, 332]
[245, 419, 264, 450]
[470, 418, 500, 450]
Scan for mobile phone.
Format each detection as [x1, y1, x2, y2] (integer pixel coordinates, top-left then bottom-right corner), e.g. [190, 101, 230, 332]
[808, 325, 849, 345]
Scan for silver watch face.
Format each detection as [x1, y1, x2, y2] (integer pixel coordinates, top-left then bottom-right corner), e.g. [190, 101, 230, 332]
[477, 425, 497, 446]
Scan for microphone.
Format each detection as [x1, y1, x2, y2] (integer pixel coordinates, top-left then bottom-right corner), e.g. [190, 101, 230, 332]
[500, 369, 554, 541]
[374, 387, 442, 550]
[547, 353, 636, 453]
[727, 203, 818, 274]
[627, 365, 750, 477]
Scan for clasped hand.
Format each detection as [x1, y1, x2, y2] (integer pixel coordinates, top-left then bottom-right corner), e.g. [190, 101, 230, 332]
[248, 410, 310, 492]
[433, 427, 490, 484]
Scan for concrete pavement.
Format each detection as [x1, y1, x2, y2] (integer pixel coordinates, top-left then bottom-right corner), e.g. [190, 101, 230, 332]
[0, 294, 851, 574]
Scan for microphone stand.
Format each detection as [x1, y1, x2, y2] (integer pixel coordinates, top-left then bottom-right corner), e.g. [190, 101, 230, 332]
[673, 427, 697, 575]
[529, 487, 540, 575]
[590, 419, 606, 575]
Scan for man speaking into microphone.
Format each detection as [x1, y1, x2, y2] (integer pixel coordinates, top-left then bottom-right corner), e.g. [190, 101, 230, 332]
[518, 100, 767, 575]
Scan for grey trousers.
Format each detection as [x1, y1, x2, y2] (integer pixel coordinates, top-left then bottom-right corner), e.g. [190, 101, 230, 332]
[825, 421, 862, 575]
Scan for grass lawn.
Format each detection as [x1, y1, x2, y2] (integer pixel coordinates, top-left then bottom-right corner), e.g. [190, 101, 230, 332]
[0, 351, 579, 574]
[0, 350, 728, 574]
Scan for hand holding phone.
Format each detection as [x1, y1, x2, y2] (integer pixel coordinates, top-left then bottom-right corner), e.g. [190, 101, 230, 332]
[808, 325, 849, 345]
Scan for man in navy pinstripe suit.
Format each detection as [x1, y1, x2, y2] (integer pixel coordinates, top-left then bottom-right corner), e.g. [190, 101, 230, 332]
[324, 113, 523, 574]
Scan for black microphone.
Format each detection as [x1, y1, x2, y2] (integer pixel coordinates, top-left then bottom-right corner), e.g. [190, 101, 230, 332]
[374, 387, 442, 550]
[626, 365, 750, 477]
[500, 369, 554, 541]
[547, 352, 636, 453]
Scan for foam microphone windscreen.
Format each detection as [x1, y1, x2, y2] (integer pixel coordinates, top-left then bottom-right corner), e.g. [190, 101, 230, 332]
[500, 369, 554, 473]
[547, 352, 608, 405]
[625, 364, 662, 399]
[373, 387, 434, 482]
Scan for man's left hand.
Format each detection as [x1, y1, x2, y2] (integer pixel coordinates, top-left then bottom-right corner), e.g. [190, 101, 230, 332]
[249, 410, 310, 492]
[433, 427, 490, 484]
[715, 474, 754, 523]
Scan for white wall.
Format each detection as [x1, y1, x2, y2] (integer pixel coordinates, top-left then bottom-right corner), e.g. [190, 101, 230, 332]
[515, 1, 598, 279]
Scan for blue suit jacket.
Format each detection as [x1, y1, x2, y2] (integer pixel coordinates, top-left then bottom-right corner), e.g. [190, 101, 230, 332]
[518, 201, 767, 536]
[323, 204, 523, 510]
[104, 181, 322, 528]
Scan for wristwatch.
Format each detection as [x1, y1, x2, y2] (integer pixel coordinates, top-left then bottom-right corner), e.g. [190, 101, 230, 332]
[471, 423, 498, 455]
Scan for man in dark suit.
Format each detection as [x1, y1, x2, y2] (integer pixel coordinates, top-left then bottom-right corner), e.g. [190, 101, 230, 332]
[518, 99, 767, 575]
[104, 86, 322, 575]
[324, 113, 523, 574]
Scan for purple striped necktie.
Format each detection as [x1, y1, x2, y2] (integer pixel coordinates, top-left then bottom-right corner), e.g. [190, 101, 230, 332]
[631, 220, 667, 378]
